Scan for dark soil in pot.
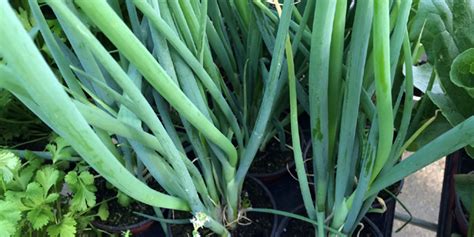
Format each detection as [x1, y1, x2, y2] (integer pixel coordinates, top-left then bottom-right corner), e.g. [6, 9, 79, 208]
[168, 176, 277, 236]
[249, 139, 295, 183]
[276, 205, 383, 237]
[92, 178, 155, 234]
[274, 205, 313, 237]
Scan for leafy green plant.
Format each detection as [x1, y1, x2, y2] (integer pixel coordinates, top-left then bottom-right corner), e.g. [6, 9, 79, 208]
[409, 0, 474, 156]
[409, 2, 474, 234]
[0, 149, 107, 237]
[2, 0, 473, 236]
[0, 0, 301, 235]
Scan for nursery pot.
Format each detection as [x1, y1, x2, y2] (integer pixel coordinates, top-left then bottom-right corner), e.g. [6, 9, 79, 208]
[454, 169, 474, 236]
[92, 218, 154, 235]
[454, 155, 474, 236]
[454, 192, 470, 236]
[275, 205, 383, 237]
[438, 149, 474, 236]
[167, 176, 278, 237]
[364, 179, 404, 237]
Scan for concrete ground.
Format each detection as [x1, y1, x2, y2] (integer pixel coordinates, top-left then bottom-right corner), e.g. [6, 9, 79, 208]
[392, 154, 446, 237]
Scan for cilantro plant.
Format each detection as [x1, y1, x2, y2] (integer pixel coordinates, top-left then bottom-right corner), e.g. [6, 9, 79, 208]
[0, 150, 108, 237]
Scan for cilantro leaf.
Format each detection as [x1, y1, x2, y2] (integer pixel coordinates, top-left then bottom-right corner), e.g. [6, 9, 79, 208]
[27, 205, 55, 230]
[35, 166, 60, 195]
[117, 191, 131, 207]
[23, 182, 44, 206]
[22, 183, 55, 229]
[98, 202, 109, 221]
[0, 200, 21, 237]
[0, 150, 20, 183]
[46, 215, 77, 237]
[46, 137, 73, 163]
[45, 193, 60, 204]
[65, 171, 96, 212]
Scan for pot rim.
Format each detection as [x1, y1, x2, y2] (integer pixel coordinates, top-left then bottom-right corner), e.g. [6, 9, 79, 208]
[275, 205, 384, 237]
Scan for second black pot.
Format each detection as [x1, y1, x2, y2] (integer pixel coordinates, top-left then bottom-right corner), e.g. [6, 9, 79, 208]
[364, 179, 404, 237]
[167, 176, 278, 237]
[275, 205, 384, 237]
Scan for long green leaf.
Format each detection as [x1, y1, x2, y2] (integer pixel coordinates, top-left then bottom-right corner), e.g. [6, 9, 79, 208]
[0, 0, 188, 211]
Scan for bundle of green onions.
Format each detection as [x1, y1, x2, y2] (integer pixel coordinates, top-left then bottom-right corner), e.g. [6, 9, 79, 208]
[2, 0, 474, 236]
[277, 0, 474, 235]
[0, 0, 304, 235]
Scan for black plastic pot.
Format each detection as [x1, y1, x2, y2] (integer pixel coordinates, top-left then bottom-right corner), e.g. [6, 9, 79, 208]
[454, 192, 470, 236]
[92, 218, 154, 235]
[275, 205, 383, 237]
[365, 179, 404, 237]
[167, 176, 278, 237]
[454, 170, 474, 236]
[437, 150, 474, 236]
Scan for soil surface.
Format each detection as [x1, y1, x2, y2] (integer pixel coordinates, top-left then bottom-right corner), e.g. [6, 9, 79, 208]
[94, 178, 154, 228]
[278, 215, 314, 237]
[250, 140, 293, 175]
[169, 178, 275, 236]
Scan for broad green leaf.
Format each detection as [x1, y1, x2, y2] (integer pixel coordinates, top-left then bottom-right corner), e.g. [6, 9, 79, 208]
[98, 202, 109, 221]
[412, 0, 474, 119]
[46, 215, 77, 237]
[0, 200, 21, 237]
[35, 166, 60, 195]
[412, 0, 474, 158]
[450, 48, 474, 97]
[0, 150, 20, 183]
[409, 63, 443, 94]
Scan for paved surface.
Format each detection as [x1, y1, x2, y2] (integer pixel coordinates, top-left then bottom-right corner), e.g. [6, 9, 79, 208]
[392, 154, 446, 237]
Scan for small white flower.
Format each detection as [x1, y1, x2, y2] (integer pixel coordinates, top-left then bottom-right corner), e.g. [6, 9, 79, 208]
[190, 212, 209, 237]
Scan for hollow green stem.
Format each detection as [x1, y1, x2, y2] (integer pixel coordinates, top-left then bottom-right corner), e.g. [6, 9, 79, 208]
[371, 0, 393, 181]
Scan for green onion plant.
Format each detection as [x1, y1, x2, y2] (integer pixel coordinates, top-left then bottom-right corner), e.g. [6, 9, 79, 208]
[2, 0, 474, 236]
[0, 0, 308, 235]
[282, 0, 474, 235]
